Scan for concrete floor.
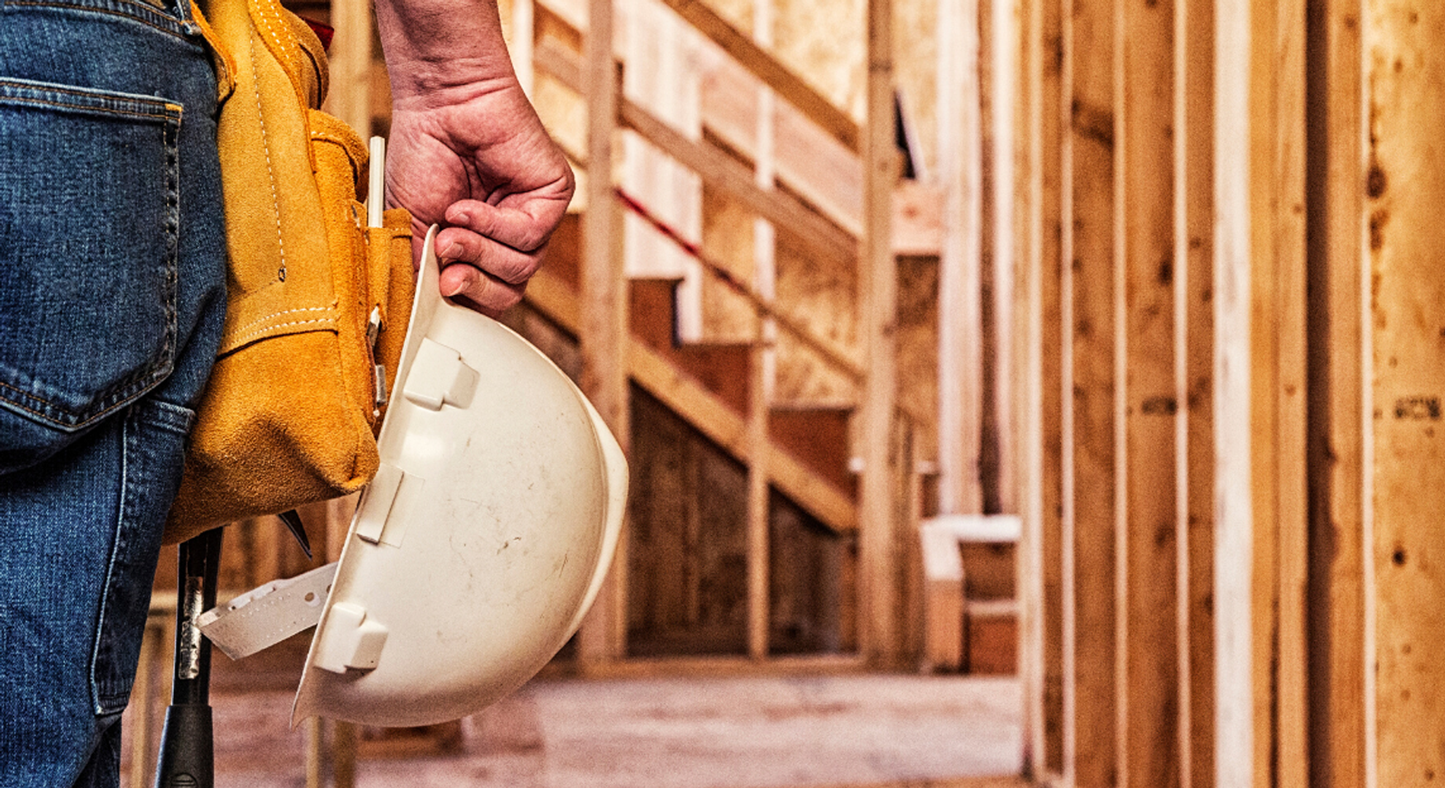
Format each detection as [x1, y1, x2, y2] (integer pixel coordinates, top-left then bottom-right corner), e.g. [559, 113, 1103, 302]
[128, 669, 1023, 788]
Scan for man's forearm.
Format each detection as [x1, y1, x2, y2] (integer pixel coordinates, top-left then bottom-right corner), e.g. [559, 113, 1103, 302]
[374, 0, 519, 101]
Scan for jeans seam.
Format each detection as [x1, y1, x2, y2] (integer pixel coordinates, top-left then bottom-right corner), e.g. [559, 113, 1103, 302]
[2, 0, 199, 37]
[0, 79, 185, 120]
[0, 93, 178, 120]
[89, 408, 132, 714]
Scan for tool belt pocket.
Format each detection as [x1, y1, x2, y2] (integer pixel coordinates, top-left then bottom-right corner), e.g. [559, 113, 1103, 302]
[166, 0, 415, 543]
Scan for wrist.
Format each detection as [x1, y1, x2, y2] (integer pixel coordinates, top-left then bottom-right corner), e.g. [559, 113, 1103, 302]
[375, 0, 518, 99]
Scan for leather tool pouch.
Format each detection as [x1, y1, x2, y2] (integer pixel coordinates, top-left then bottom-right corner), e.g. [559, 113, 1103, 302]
[165, 0, 416, 543]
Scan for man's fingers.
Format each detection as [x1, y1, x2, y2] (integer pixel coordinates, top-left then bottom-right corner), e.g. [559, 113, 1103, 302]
[434, 225, 542, 285]
[444, 198, 560, 253]
[436, 262, 526, 317]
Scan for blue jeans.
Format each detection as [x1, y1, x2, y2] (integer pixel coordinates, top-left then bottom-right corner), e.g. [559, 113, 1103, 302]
[0, 0, 226, 783]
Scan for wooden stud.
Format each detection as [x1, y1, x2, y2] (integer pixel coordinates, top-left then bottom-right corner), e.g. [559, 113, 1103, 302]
[328, 0, 373, 137]
[578, 0, 628, 664]
[1268, 0, 1310, 781]
[1239, 0, 1310, 784]
[746, 0, 777, 662]
[1119, 0, 1179, 785]
[1015, 0, 1066, 776]
[1037, 0, 1065, 775]
[1304, 1, 1367, 785]
[988, 0, 1018, 516]
[936, 0, 984, 517]
[1062, 0, 1118, 781]
[1016, 0, 1043, 770]
[1178, 0, 1216, 784]
[1213, 0, 1255, 783]
[858, 0, 898, 667]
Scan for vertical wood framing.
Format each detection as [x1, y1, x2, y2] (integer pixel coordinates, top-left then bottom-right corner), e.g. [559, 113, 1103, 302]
[1269, 0, 1310, 780]
[1244, 0, 1311, 784]
[990, 0, 1018, 515]
[328, 0, 373, 137]
[1243, 0, 1278, 783]
[745, 0, 777, 662]
[1062, 0, 1118, 781]
[1012, 2, 1445, 786]
[1215, 0, 1259, 784]
[937, 0, 985, 516]
[512, 0, 536, 97]
[1036, 0, 1066, 775]
[1178, 3, 1215, 787]
[1016, 0, 1066, 775]
[1366, 2, 1445, 785]
[1305, 0, 1367, 784]
[579, 0, 628, 663]
[859, 0, 899, 667]
[1119, 0, 1180, 784]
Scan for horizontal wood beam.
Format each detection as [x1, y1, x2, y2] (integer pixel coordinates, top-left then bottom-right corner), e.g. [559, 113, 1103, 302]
[524, 268, 859, 533]
[536, 39, 858, 265]
[619, 99, 860, 264]
[535, 34, 942, 257]
[655, 0, 860, 153]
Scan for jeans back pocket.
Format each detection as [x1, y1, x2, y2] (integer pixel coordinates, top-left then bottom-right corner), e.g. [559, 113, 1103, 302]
[0, 79, 181, 469]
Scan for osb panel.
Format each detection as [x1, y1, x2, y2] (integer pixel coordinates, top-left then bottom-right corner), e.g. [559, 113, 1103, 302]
[897, 254, 938, 459]
[774, 335, 859, 405]
[774, 0, 865, 121]
[769, 491, 853, 655]
[533, 71, 588, 174]
[701, 183, 762, 343]
[627, 389, 751, 656]
[891, 0, 938, 178]
[707, 0, 754, 34]
[773, 227, 860, 405]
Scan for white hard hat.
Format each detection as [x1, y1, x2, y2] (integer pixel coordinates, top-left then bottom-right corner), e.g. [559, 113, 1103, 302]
[199, 227, 627, 728]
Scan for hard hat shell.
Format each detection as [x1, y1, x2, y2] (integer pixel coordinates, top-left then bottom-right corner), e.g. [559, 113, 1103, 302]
[290, 227, 627, 727]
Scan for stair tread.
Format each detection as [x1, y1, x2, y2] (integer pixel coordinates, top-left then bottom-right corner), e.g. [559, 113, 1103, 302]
[768, 401, 856, 413]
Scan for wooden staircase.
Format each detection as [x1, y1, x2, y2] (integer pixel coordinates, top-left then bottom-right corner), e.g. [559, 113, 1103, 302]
[520, 213, 860, 532]
[510, 0, 938, 666]
[309, 0, 1020, 671]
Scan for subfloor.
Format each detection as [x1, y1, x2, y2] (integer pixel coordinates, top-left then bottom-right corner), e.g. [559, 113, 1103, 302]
[123, 648, 1024, 788]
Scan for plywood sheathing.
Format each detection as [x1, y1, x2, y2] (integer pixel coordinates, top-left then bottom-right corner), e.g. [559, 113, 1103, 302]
[773, 228, 862, 405]
[626, 389, 854, 656]
[898, 254, 940, 464]
[1368, 3, 1445, 784]
[701, 184, 762, 344]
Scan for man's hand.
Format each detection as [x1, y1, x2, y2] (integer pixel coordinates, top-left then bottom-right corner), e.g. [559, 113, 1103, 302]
[375, 0, 574, 317]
